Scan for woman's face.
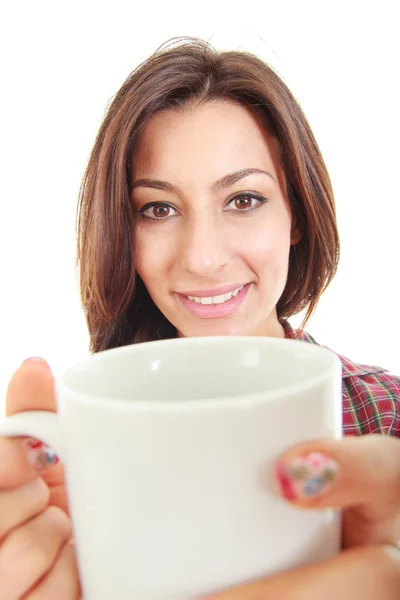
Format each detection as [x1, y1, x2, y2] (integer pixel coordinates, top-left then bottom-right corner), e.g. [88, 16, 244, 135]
[131, 100, 299, 338]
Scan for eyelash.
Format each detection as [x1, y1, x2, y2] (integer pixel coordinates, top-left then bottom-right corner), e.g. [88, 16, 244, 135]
[137, 193, 267, 221]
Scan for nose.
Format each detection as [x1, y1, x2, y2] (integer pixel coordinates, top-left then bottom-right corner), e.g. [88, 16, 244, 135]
[178, 214, 231, 278]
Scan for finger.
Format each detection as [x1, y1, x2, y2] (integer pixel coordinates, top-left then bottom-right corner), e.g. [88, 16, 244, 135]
[0, 435, 68, 513]
[0, 437, 45, 489]
[0, 506, 71, 600]
[274, 435, 400, 546]
[0, 478, 49, 541]
[205, 545, 400, 600]
[22, 541, 80, 600]
[4, 358, 68, 513]
[24, 438, 69, 513]
[5, 357, 56, 415]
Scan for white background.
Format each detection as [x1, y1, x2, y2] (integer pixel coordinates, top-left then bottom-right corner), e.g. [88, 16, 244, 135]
[1, 1, 399, 412]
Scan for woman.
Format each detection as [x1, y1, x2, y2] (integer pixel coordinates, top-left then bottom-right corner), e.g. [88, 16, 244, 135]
[1, 38, 399, 599]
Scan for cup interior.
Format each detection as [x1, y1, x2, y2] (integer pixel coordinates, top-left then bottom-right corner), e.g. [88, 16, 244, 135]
[61, 337, 338, 404]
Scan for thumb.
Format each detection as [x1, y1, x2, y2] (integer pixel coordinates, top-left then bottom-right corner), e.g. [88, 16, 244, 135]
[274, 435, 400, 548]
[6, 356, 57, 415]
[5, 357, 68, 514]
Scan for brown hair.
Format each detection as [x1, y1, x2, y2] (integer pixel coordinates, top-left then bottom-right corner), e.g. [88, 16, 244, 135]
[76, 37, 339, 353]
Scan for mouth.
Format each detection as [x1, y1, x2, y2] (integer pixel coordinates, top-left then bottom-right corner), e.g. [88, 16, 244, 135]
[186, 284, 244, 305]
[176, 283, 250, 319]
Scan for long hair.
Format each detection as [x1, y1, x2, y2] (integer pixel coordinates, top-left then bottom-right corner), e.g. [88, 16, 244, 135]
[76, 37, 339, 353]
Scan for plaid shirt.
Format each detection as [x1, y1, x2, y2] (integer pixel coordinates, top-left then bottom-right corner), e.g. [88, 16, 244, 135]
[283, 321, 400, 438]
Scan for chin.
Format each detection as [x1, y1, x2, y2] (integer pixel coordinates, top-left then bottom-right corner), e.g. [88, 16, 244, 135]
[178, 321, 253, 338]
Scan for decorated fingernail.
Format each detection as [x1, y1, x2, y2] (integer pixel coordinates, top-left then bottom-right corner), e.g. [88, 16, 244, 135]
[275, 452, 339, 501]
[23, 438, 59, 470]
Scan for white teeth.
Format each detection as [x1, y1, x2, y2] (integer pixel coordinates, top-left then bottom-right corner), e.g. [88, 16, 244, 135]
[186, 285, 244, 305]
[212, 293, 227, 305]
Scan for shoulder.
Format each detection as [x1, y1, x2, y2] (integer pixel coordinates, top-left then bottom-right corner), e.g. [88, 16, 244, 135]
[337, 352, 400, 438]
[282, 321, 400, 438]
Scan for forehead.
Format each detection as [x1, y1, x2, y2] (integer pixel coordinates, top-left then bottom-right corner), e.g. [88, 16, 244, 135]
[132, 101, 285, 186]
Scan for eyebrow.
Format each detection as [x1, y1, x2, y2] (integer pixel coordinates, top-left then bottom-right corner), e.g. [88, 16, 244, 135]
[131, 168, 276, 197]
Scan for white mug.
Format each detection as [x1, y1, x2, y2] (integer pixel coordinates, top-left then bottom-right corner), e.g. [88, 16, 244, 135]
[0, 336, 342, 599]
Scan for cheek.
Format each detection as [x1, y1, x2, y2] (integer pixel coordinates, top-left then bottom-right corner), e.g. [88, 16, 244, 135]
[241, 215, 292, 274]
[134, 227, 172, 289]
[134, 229, 155, 285]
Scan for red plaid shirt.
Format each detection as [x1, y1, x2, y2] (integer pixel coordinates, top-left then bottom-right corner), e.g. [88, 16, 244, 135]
[283, 321, 400, 438]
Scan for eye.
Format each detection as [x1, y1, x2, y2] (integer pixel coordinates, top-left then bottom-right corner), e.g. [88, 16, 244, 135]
[225, 193, 267, 213]
[138, 202, 178, 220]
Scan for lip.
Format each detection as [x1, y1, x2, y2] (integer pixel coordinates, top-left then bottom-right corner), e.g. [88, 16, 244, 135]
[177, 283, 246, 298]
[176, 283, 250, 319]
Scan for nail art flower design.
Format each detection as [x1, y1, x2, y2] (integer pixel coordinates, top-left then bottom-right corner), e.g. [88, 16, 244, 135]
[25, 439, 59, 470]
[276, 452, 339, 501]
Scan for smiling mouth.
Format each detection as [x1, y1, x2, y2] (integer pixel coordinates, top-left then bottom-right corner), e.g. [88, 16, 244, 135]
[186, 285, 244, 305]
[177, 283, 250, 319]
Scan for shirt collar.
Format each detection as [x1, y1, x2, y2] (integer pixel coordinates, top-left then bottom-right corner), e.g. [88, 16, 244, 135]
[281, 319, 386, 378]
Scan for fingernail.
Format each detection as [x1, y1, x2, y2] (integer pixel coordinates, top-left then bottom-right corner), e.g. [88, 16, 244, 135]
[275, 452, 339, 501]
[22, 357, 48, 366]
[23, 438, 59, 470]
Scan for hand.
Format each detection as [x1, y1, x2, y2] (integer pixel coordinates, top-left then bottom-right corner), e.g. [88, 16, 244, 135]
[0, 358, 80, 599]
[206, 436, 400, 599]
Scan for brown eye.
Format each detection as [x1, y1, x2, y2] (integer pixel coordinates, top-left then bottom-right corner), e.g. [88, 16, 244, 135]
[226, 194, 266, 213]
[139, 203, 177, 220]
[152, 205, 170, 218]
[234, 196, 253, 210]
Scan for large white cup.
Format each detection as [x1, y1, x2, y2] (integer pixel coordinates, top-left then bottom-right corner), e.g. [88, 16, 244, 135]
[0, 336, 342, 599]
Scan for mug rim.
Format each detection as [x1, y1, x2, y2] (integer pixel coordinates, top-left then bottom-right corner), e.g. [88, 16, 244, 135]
[56, 336, 342, 410]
